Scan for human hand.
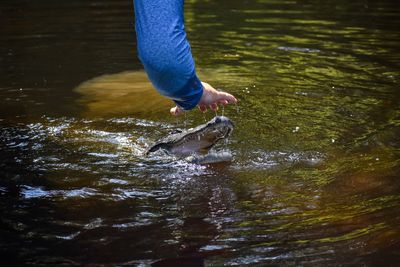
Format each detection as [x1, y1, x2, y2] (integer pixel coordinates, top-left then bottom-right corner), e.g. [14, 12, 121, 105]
[170, 82, 237, 115]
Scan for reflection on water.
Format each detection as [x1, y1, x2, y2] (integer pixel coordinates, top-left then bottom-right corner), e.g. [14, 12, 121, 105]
[1, 0, 400, 265]
[74, 71, 171, 117]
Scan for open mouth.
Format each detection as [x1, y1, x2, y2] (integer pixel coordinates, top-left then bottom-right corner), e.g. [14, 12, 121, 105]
[178, 126, 231, 147]
[203, 126, 232, 142]
[147, 116, 234, 156]
[217, 125, 232, 137]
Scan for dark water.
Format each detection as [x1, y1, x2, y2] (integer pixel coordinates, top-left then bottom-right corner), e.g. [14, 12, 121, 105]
[1, 0, 400, 266]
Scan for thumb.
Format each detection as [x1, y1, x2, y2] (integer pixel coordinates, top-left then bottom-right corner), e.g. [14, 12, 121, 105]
[170, 106, 184, 116]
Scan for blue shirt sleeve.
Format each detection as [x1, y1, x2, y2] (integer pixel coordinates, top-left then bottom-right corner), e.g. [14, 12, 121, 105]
[133, 0, 203, 110]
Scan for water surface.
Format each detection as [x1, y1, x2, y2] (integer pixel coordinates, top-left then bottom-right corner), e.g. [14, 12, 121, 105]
[1, 0, 400, 266]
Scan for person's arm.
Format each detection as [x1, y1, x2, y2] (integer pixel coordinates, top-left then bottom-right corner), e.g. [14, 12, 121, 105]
[133, 0, 237, 115]
[133, 0, 202, 110]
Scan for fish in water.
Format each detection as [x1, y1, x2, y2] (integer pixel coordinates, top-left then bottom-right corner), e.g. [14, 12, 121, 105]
[147, 116, 234, 162]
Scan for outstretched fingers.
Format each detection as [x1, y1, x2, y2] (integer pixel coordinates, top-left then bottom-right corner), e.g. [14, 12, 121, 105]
[210, 103, 219, 111]
[199, 105, 207, 113]
[217, 91, 237, 104]
[218, 99, 229, 106]
[198, 95, 235, 113]
[170, 83, 237, 116]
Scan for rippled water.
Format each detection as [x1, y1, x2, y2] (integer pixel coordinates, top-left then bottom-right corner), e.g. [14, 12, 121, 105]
[1, 0, 400, 266]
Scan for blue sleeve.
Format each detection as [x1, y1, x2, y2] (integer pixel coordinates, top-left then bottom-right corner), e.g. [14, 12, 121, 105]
[133, 0, 203, 110]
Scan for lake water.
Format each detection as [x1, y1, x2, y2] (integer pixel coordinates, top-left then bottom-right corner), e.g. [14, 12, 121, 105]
[1, 0, 399, 265]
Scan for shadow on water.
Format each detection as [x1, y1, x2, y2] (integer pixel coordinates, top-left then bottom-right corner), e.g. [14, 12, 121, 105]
[1, 0, 400, 265]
